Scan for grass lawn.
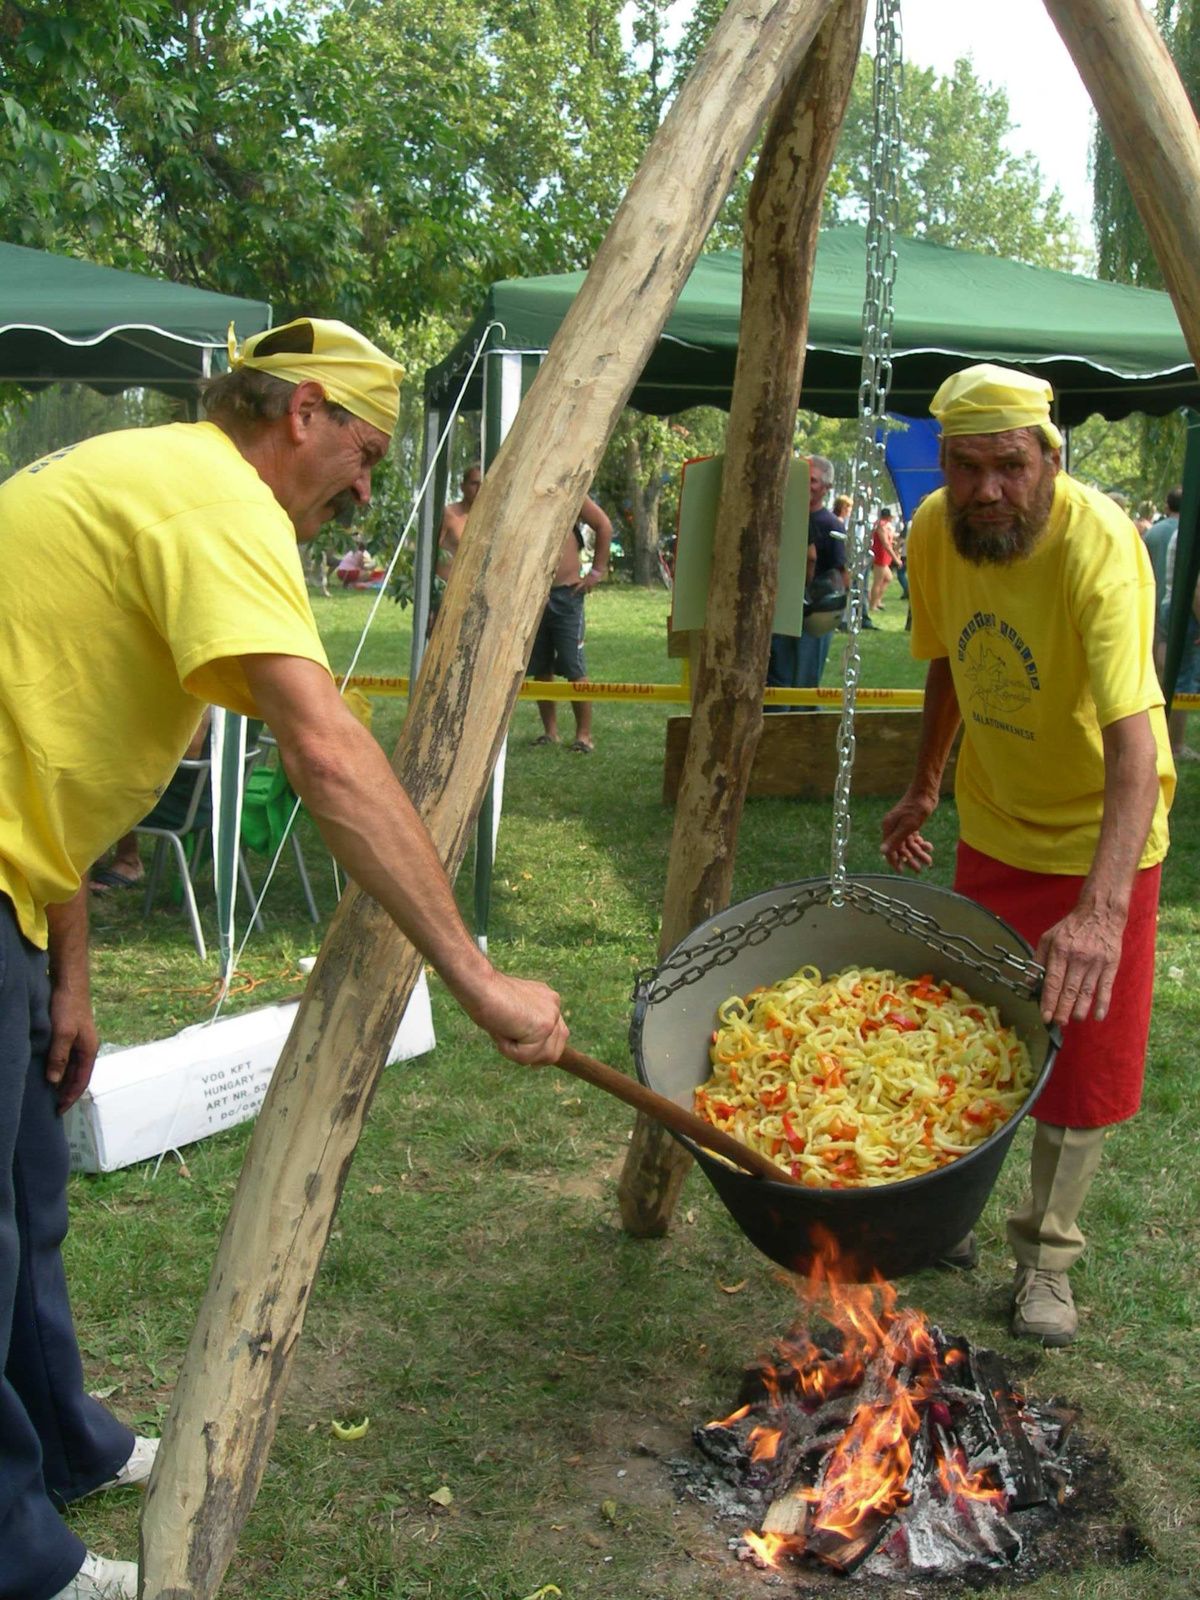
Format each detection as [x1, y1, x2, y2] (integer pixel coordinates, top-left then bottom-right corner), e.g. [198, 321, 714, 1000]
[72, 588, 1198, 1597]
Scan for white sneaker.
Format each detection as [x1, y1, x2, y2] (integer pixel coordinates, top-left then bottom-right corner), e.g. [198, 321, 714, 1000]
[50, 1552, 138, 1600]
[85, 1435, 159, 1497]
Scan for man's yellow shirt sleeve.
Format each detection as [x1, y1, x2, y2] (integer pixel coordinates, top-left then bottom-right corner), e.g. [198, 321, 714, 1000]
[128, 500, 331, 717]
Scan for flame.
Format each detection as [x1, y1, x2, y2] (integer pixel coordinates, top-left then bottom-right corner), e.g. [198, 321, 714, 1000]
[733, 1229, 997, 1565]
[747, 1425, 783, 1463]
[705, 1402, 750, 1430]
[741, 1529, 805, 1569]
[807, 1392, 920, 1538]
[937, 1443, 1008, 1509]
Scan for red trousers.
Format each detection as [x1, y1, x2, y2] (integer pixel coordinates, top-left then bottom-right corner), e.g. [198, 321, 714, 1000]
[953, 841, 1160, 1128]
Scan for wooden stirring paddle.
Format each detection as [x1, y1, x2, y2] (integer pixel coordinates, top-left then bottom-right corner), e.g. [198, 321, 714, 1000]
[556, 1044, 802, 1186]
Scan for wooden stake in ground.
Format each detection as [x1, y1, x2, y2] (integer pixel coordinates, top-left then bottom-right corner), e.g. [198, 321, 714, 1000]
[138, 2, 841, 1595]
[1042, 0, 1200, 376]
[618, 0, 868, 1236]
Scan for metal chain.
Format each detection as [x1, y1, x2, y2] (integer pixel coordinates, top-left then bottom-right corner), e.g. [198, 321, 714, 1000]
[634, 881, 1043, 1008]
[830, 0, 903, 904]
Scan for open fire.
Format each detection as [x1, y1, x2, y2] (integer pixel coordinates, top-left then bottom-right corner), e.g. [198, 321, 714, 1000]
[691, 1235, 1073, 1579]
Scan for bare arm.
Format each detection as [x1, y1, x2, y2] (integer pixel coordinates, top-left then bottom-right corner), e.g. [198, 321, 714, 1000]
[45, 887, 99, 1112]
[1036, 710, 1160, 1026]
[575, 495, 613, 592]
[880, 657, 962, 873]
[240, 654, 568, 1064]
[435, 507, 460, 583]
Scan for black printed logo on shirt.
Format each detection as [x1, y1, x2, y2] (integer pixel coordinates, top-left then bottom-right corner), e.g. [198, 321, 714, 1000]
[955, 611, 1041, 735]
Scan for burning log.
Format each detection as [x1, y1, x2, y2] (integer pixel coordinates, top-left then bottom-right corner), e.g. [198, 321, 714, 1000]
[690, 1243, 1072, 1580]
[970, 1346, 1048, 1511]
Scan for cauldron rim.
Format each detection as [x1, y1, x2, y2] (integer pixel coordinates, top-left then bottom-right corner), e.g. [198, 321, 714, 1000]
[631, 873, 1059, 1202]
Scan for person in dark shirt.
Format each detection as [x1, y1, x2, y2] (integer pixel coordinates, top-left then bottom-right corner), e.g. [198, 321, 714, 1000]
[767, 455, 846, 705]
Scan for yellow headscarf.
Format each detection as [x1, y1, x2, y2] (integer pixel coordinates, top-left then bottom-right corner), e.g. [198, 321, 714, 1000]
[227, 317, 404, 436]
[930, 363, 1063, 450]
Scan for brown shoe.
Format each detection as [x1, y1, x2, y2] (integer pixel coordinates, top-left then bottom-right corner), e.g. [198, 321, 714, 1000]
[1011, 1266, 1077, 1346]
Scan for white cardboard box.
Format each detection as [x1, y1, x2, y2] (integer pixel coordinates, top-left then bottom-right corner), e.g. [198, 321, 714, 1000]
[64, 974, 436, 1174]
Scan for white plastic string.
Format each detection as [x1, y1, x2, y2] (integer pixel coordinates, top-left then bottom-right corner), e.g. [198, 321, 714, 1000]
[207, 319, 506, 1024]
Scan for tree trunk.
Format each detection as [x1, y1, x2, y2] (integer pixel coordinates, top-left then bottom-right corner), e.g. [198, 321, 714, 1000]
[139, 2, 841, 1594]
[618, 0, 868, 1237]
[628, 425, 666, 587]
[1042, 0, 1200, 376]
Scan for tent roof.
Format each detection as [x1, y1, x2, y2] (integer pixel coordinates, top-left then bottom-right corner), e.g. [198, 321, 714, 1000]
[0, 241, 271, 395]
[426, 225, 1198, 426]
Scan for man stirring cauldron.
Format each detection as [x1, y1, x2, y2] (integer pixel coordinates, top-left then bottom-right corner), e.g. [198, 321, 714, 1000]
[881, 364, 1174, 1347]
[0, 318, 567, 1599]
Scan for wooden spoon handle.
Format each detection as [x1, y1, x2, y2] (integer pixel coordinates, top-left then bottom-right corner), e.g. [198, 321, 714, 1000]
[556, 1044, 801, 1186]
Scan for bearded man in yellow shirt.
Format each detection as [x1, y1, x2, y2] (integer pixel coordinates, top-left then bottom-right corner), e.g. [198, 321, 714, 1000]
[881, 363, 1173, 1349]
[0, 319, 567, 1600]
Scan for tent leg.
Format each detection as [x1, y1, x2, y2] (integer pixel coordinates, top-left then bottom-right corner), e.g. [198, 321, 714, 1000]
[237, 852, 267, 933]
[618, 0, 868, 1236]
[409, 406, 444, 685]
[292, 835, 320, 923]
[139, 2, 842, 1591]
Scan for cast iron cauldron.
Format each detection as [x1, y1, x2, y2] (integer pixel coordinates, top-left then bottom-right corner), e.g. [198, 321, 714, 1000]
[631, 875, 1059, 1279]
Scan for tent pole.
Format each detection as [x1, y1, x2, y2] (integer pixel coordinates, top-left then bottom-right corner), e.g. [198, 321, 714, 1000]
[1042, 0, 1200, 376]
[473, 348, 525, 950]
[618, 0, 868, 1235]
[139, 2, 840, 1593]
[409, 403, 444, 683]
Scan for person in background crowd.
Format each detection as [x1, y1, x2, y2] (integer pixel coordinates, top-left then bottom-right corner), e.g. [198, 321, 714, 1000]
[883, 362, 1173, 1349]
[529, 493, 613, 754]
[767, 456, 846, 703]
[868, 507, 896, 618]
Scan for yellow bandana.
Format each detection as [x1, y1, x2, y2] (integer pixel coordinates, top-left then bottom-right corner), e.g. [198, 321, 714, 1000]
[227, 317, 404, 435]
[930, 363, 1063, 450]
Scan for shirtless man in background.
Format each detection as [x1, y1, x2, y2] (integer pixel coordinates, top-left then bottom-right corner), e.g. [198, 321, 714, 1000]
[436, 463, 481, 583]
[531, 494, 613, 753]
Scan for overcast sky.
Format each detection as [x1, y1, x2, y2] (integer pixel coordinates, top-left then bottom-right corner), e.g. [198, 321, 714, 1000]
[898, 0, 1098, 244]
[658, 2, 1101, 249]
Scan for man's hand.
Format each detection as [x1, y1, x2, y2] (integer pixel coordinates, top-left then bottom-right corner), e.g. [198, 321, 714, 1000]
[47, 983, 99, 1113]
[573, 568, 605, 595]
[1036, 903, 1126, 1027]
[880, 789, 937, 873]
[459, 971, 568, 1065]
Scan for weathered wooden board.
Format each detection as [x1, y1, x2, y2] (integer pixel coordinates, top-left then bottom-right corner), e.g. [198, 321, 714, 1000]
[662, 710, 960, 803]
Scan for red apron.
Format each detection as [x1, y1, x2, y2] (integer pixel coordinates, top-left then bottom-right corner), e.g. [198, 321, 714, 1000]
[953, 841, 1160, 1128]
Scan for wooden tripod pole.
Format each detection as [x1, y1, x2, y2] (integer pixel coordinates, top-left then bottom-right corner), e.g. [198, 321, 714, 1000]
[1042, 0, 1200, 375]
[139, 2, 840, 1594]
[618, 0, 868, 1236]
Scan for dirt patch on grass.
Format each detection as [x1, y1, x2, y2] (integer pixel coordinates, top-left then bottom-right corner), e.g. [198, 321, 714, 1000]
[507, 1152, 625, 1205]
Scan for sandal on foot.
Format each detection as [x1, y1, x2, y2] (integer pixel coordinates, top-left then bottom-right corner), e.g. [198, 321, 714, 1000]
[570, 740, 594, 754]
[530, 734, 558, 747]
[90, 866, 143, 892]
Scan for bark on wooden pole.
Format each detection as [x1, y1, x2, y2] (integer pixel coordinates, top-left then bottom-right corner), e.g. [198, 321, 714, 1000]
[618, 0, 868, 1236]
[138, 3, 839, 1594]
[1042, 0, 1200, 373]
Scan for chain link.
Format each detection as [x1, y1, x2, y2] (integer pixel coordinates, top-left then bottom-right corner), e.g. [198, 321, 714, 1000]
[634, 881, 1043, 1008]
[830, 0, 903, 903]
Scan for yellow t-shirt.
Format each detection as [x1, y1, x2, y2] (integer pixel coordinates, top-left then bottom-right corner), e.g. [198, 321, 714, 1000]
[0, 421, 330, 946]
[907, 472, 1174, 874]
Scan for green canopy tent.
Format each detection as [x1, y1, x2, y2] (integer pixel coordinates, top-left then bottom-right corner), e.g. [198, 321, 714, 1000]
[416, 224, 1200, 942]
[0, 240, 270, 395]
[1, 242, 273, 979]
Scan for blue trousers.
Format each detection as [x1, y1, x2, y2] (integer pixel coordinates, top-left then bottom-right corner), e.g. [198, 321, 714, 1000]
[0, 897, 132, 1599]
[766, 631, 834, 711]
